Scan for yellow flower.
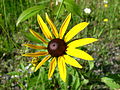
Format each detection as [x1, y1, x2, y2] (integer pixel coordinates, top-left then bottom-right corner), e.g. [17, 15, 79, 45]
[103, 18, 108, 22]
[104, 4, 108, 8]
[31, 57, 39, 67]
[22, 13, 98, 82]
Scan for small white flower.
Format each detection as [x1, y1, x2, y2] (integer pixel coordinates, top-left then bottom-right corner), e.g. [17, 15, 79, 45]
[11, 75, 19, 78]
[103, 0, 108, 4]
[25, 64, 32, 70]
[18, 69, 22, 72]
[56, 0, 62, 5]
[84, 8, 91, 14]
[25, 83, 28, 87]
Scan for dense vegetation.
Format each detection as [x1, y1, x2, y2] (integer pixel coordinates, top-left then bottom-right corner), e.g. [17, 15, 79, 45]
[0, 0, 120, 89]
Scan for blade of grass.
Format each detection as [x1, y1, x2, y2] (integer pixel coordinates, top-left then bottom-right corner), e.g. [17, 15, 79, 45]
[55, 0, 64, 20]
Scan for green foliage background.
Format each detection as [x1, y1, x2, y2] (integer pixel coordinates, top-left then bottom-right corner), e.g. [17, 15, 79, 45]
[0, 0, 120, 89]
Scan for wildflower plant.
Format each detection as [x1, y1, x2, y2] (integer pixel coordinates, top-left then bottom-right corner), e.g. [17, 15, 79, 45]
[22, 13, 98, 82]
[84, 8, 91, 14]
[103, 18, 108, 22]
[104, 4, 108, 8]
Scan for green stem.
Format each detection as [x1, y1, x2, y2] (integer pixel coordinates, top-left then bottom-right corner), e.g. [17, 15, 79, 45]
[65, 81, 68, 90]
[2, 0, 7, 27]
[35, 68, 45, 90]
[35, 69, 41, 88]
[0, 24, 18, 49]
[55, 0, 64, 20]
[19, 0, 23, 12]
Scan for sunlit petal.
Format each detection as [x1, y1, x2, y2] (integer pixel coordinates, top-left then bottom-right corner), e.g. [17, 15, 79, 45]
[59, 13, 71, 39]
[66, 48, 94, 60]
[64, 55, 82, 68]
[35, 55, 51, 71]
[48, 57, 57, 79]
[46, 13, 59, 38]
[22, 52, 48, 57]
[68, 38, 98, 48]
[29, 29, 47, 44]
[22, 44, 47, 49]
[64, 22, 89, 42]
[37, 14, 53, 40]
[58, 56, 66, 82]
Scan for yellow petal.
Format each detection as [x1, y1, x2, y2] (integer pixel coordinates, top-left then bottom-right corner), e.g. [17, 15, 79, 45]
[46, 13, 59, 38]
[29, 29, 47, 44]
[64, 55, 82, 68]
[64, 22, 89, 42]
[58, 56, 66, 82]
[66, 48, 94, 60]
[35, 55, 51, 71]
[68, 38, 98, 48]
[48, 57, 57, 79]
[22, 52, 48, 57]
[59, 13, 71, 39]
[37, 14, 53, 40]
[22, 44, 47, 49]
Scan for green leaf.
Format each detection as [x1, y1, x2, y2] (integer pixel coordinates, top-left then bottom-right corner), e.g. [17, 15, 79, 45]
[16, 5, 45, 26]
[28, 76, 38, 87]
[88, 61, 94, 70]
[72, 71, 81, 90]
[76, 46, 87, 51]
[7, 71, 22, 76]
[20, 62, 25, 71]
[108, 74, 120, 83]
[64, 0, 81, 16]
[80, 74, 89, 86]
[28, 67, 46, 89]
[82, 79, 89, 85]
[101, 77, 120, 89]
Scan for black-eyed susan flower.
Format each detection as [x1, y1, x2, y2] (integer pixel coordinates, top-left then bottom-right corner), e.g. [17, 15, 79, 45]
[22, 13, 98, 82]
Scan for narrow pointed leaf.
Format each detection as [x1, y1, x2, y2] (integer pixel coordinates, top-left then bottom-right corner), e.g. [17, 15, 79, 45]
[101, 77, 120, 89]
[16, 5, 45, 26]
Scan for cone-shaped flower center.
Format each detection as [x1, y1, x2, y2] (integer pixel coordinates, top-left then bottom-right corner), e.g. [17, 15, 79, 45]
[48, 39, 67, 57]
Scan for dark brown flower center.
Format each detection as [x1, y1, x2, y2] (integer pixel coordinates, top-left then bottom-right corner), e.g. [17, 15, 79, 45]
[47, 39, 67, 57]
